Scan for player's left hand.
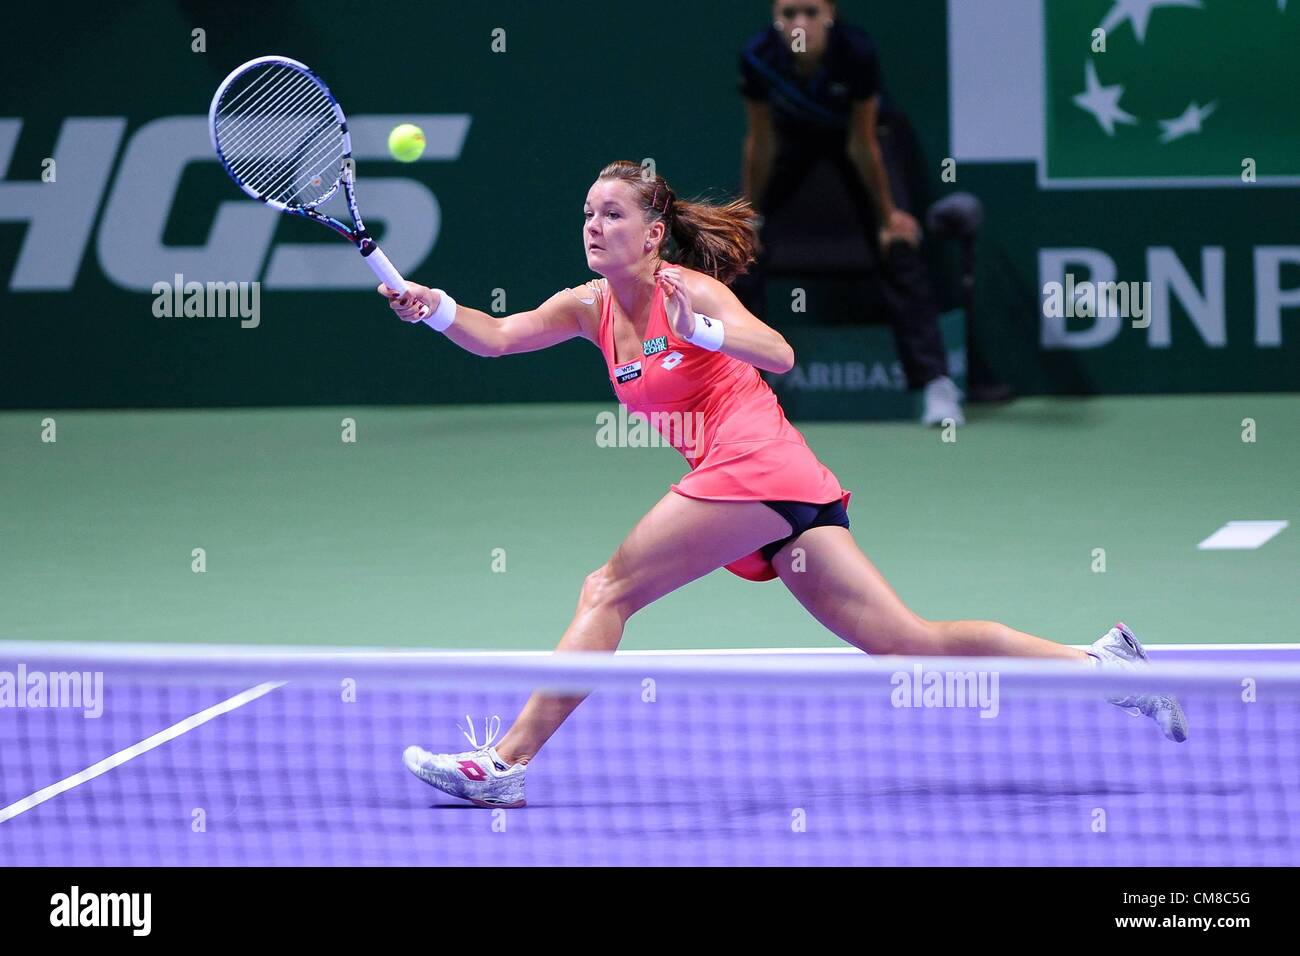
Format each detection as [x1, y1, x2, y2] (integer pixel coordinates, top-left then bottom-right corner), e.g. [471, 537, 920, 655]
[879, 209, 922, 249]
[378, 282, 436, 323]
[656, 267, 695, 339]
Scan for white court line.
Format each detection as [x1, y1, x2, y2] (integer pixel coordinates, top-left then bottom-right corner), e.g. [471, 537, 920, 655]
[0, 640, 1296, 659]
[1198, 520, 1289, 550]
[0, 680, 284, 825]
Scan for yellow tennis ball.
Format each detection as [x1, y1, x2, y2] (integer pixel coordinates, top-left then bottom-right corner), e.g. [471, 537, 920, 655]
[387, 123, 426, 163]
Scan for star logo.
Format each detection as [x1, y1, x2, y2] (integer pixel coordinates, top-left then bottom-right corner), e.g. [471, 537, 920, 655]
[1073, 61, 1138, 136]
[1016, 0, 1298, 186]
[1071, 1, 1224, 147]
[1158, 100, 1218, 143]
[1100, 0, 1203, 43]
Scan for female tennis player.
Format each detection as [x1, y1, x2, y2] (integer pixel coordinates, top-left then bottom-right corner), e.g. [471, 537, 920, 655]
[392, 160, 1185, 808]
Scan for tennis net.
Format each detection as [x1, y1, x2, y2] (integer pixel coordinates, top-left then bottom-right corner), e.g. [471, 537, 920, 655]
[1, 645, 1297, 866]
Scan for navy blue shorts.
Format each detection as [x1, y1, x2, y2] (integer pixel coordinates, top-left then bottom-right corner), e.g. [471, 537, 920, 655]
[759, 499, 851, 561]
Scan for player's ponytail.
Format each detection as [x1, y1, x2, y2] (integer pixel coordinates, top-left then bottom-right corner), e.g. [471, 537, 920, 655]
[596, 160, 758, 285]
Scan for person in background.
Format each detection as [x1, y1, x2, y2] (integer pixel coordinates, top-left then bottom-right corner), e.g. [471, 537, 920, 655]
[737, 0, 964, 426]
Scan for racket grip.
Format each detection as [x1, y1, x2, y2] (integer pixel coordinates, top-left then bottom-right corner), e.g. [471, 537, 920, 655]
[362, 244, 407, 296]
[364, 244, 429, 319]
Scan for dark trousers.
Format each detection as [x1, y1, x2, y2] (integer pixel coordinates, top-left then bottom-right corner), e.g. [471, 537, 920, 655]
[733, 115, 948, 390]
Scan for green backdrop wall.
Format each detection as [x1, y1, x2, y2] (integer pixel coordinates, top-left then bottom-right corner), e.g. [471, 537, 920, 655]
[0, 0, 1294, 409]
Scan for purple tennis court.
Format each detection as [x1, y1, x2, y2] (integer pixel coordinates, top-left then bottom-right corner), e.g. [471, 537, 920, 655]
[1, 646, 1296, 866]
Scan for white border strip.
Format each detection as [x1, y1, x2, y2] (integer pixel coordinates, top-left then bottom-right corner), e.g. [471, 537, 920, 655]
[949, 0, 1042, 162]
[3, 646, 1296, 690]
[0, 680, 284, 824]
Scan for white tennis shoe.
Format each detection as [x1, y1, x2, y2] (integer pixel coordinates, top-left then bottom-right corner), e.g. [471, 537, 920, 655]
[403, 715, 527, 808]
[921, 375, 965, 427]
[1088, 622, 1188, 742]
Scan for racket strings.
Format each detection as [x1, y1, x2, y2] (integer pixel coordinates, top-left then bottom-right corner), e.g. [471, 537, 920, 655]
[231, 106, 334, 196]
[221, 75, 324, 160]
[221, 71, 334, 167]
[220, 69, 322, 163]
[216, 64, 345, 208]
[217, 64, 292, 127]
[220, 78, 341, 204]
[218, 67, 337, 170]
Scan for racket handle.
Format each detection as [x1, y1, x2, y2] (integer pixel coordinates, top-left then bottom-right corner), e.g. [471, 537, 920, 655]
[363, 243, 429, 319]
[363, 244, 407, 296]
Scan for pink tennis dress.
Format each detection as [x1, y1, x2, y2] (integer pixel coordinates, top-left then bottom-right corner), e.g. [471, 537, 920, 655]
[593, 278, 851, 582]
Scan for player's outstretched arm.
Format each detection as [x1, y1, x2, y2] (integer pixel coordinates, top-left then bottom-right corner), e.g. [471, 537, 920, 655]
[378, 283, 597, 357]
[658, 268, 794, 374]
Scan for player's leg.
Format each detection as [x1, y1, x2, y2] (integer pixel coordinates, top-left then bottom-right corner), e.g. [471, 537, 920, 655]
[770, 525, 1187, 740]
[770, 525, 1086, 659]
[491, 493, 793, 763]
[404, 493, 791, 803]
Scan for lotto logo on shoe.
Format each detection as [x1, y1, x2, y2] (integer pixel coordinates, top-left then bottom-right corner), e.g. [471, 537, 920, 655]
[458, 760, 487, 781]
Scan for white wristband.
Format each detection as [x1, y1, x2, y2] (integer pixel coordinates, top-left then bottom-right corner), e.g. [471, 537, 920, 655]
[422, 289, 457, 332]
[687, 312, 724, 351]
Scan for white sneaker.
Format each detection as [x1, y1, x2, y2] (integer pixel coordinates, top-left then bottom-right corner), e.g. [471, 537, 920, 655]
[921, 375, 965, 427]
[1088, 622, 1188, 743]
[403, 715, 527, 808]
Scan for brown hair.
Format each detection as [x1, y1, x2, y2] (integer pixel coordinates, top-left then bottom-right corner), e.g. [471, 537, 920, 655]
[596, 160, 758, 285]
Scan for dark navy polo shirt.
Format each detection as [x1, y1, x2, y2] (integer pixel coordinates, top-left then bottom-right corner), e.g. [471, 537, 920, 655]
[739, 22, 888, 146]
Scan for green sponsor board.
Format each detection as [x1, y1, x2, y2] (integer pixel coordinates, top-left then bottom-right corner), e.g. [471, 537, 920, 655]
[1, 0, 1295, 408]
[765, 310, 966, 420]
[1045, 0, 1300, 187]
[0, 0, 952, 410]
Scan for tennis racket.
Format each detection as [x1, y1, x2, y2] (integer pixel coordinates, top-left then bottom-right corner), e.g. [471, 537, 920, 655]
[209, 55, 426, 315]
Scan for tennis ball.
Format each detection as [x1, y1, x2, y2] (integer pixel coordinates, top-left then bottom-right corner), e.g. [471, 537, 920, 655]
[387, 123, 426, 163]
